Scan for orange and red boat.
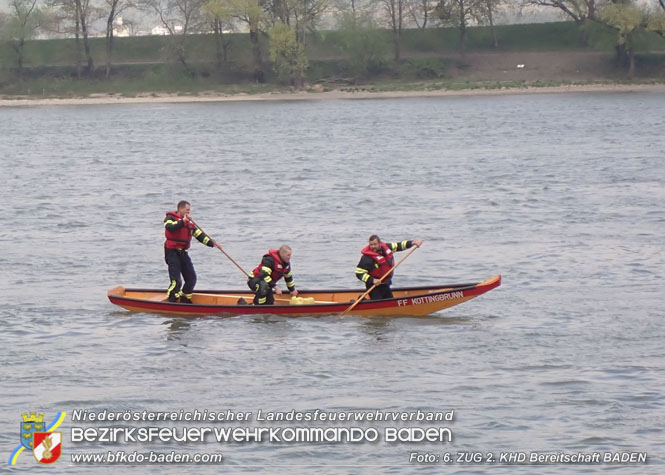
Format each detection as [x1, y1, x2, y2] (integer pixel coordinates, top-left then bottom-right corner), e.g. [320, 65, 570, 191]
[107, 274, 500, 317]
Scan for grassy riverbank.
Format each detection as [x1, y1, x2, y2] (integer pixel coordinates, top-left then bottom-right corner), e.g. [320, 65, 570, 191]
[1, 22, 664, 99]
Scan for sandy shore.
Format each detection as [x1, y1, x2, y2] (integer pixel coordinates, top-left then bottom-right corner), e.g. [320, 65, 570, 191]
[1, 83, 664, 107]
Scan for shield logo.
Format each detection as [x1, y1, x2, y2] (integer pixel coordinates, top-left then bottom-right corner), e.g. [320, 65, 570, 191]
[33, 432, 62, 464]
[20, 420, 45, 449]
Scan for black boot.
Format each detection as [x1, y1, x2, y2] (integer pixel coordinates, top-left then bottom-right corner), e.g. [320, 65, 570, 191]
[180, 295, 193, 304]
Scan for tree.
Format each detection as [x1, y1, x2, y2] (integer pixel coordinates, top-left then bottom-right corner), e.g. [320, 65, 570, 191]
[600, 1, 643, 78]
[45, 0, 99, 76]
[436, 0, 479, 56]
[647, 0, 665, 38]
[332, 0, 372, 18]
[475, 0, 504, 47]
[4, 0, 43, 75]
[103, 0, 131, 78]
[406, 0, 437, 28]
[265, 0, 289, 23]
[291, 0, 329, 48]
[74, 0, 95, 74]
[377, 0, 406, 61]
[140, 0, 206, 71]
[229, 0, 266, 82]
[202, 0, 234, 68]
[336, 10, 388, 78]
[523, 0, 605, 45]
[269, 20, 307, 86]
[262, 0, 329, 65]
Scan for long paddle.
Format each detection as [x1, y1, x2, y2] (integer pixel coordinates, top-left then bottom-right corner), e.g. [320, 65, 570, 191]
[189, 218, 252, 278]
[341, 244, 420, 316]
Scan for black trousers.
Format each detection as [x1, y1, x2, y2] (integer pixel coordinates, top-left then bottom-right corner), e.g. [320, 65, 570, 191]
[367, 282, 393, 300]
[247, 277, 273, 305]
[165, 248, 197, 300]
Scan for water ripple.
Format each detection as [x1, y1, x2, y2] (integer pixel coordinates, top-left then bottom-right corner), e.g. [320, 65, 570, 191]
[1, 94, 664, 471]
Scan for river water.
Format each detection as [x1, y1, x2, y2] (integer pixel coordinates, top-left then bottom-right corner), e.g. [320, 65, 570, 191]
[1, 92, 664, 473]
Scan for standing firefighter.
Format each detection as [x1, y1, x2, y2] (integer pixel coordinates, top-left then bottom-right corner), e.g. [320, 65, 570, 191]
[355, 235, 423, 300]
[164, 200, 222, 303]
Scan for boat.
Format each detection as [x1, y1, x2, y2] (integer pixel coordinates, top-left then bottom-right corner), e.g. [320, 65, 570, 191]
[107, 274, 500, 317]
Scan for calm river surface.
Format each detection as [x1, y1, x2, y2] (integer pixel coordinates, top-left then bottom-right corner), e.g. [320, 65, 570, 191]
[1, 92, 664, 473]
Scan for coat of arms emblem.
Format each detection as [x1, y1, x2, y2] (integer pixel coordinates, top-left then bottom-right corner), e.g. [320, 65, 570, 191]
[10, 411, 66, 465]
[20, 412, 45, 450]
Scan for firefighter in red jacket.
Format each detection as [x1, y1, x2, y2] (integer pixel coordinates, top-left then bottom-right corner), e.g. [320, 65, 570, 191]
[164, 200, 222, 303]
[355, 235, 423, 300]
[248, 245, 299, 305]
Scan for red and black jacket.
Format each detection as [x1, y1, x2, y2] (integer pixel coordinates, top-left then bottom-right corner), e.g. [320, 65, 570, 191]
[252, 249, 296, 291]
[355, 240, 413, 284]
[164, 211, 213, 250]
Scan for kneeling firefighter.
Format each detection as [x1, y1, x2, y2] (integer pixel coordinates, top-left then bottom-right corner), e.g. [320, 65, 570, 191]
[247, 245, 299, 305]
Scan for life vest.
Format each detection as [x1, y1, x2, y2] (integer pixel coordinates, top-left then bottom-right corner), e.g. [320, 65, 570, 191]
[164, 211, 195, 249]
[361, 242, 395, 280]
[253, 249, 290, 282]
